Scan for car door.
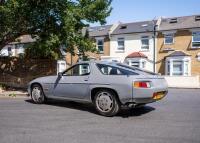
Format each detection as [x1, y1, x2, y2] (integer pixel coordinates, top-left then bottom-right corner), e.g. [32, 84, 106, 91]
[53, 63, 90, 99]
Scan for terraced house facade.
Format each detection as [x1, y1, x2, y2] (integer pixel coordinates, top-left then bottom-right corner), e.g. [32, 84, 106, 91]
[156, 15, 200, 79]
[107, 21, 156, 72]
[84, 15, 200, 81]
[1, 15, 199, 85]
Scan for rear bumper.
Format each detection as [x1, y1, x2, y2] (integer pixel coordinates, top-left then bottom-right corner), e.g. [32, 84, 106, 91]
[131, 90, 168, 105]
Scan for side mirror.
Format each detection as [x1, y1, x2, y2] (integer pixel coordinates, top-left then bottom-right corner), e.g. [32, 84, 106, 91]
[58, 72, 63, 78]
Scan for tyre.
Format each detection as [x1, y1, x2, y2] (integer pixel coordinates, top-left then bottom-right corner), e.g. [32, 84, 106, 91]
[94, 90, 120, 117]
[31, 84, 46, 104]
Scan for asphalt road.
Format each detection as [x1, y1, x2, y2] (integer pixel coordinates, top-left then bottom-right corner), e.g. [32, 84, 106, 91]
[0, 88, 200, 143]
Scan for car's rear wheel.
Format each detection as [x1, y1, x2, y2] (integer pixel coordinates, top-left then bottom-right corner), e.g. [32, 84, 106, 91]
[94, 90, 120, 117]
[31, 84, 46, 104]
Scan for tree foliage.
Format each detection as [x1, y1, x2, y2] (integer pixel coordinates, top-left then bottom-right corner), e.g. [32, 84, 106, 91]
[0, 0, 112, 59]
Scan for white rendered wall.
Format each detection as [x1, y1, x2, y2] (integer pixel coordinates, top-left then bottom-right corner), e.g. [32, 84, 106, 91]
[164, 76, 200, 88]
[0, 45, 15, 56]
[110, 33, 155, 72]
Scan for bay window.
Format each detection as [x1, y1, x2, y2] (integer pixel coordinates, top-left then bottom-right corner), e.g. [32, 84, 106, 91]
[125, 58, 146, 69]
[172, 61, 182, 75]
[165, 57, 191, 76]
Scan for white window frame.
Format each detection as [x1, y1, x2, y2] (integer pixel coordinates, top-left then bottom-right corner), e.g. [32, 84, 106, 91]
[130, 61, 140, 68]
[192, 31, 200, 48]
[117, 37, 125, 52]
[96, 38, 104, 53]
[165, 56, 191, 76]
[125, 58, 146, 69]
[141, 36, 149, 50]
[164, 34, 174, 45]
[172, 61, 183, 75]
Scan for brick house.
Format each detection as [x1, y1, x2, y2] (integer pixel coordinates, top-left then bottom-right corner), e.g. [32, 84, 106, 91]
[156, 15, 200, 79]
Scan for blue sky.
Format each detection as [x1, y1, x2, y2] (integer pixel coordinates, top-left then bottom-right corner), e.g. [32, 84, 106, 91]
[91, 0, 200, 26]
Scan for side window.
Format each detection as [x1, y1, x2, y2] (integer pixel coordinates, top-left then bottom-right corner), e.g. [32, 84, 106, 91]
[63, 64, 90, 76]
[80, 64, 90, 75]
[96, 64, 138, 75]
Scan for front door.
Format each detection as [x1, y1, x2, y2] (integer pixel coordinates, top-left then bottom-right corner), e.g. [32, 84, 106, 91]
[53, 64, 90, 99]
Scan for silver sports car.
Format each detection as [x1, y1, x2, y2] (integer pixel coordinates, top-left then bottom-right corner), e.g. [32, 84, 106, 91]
[28, 61, 168, 116]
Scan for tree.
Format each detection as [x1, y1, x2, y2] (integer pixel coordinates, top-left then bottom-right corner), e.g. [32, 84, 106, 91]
[0, 0, 112, 59]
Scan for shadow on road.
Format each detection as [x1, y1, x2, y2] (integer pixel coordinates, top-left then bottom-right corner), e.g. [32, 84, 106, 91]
[118, 106, 155, 118]
[25, 99, 155, 118]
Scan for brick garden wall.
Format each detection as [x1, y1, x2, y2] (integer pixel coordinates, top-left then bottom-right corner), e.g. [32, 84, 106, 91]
[0, 57, 56, 88]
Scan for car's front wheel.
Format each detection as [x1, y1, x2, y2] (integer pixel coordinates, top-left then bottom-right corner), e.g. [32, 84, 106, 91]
[31, 84, 46, 104]
[94, 90, 120, 117]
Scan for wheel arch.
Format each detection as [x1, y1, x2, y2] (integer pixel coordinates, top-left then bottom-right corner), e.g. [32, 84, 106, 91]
[90, 87, 121, 104]
[31, 82, 43, 90]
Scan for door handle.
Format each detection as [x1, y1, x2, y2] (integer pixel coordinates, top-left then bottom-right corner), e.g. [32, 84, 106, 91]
[84, 77, 89, 81]
[84, 76, 89, 81]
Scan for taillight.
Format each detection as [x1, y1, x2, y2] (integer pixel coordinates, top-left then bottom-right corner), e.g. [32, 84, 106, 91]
[134, 81, 151, 88]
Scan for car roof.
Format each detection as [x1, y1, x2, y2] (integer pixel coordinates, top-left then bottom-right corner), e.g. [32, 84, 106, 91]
[77, 60, 119, 66]
[77, 61, 137, 71]
[75, 60, 156, 75]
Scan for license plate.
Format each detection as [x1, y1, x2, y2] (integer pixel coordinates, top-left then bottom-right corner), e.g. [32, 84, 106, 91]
[153, 92, 165, 100]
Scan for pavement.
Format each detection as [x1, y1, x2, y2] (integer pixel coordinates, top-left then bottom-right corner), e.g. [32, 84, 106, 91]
[0, 88, 200, 143]
[0, 89, 28, 98]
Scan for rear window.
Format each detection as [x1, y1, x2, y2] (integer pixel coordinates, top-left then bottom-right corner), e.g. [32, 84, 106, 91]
[96, 64, 138, 75]
[117, 63, 157, 75]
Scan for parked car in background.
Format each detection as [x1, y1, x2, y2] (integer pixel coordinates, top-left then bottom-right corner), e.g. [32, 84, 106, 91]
[28, 61, 168, 116]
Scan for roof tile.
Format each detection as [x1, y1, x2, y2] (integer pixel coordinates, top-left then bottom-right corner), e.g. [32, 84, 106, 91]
[159, 15, 200, 31]
[112, 20, 155, 35]
[166, 51, 191, 57]
[126, 52, 147, 58]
